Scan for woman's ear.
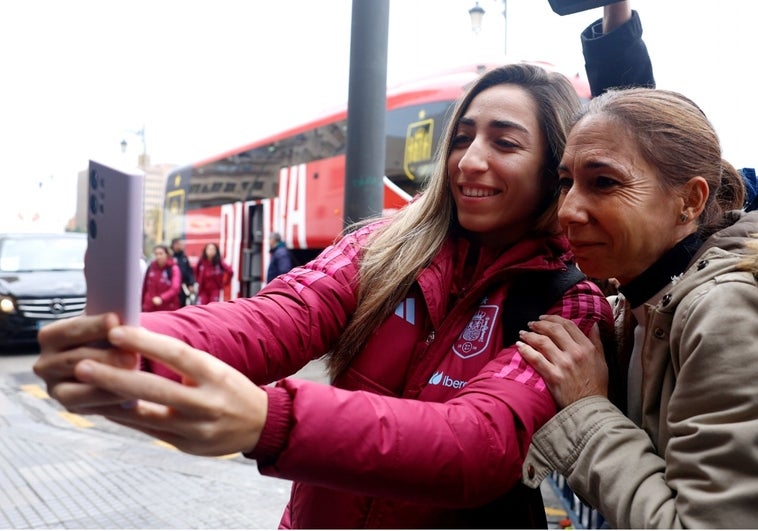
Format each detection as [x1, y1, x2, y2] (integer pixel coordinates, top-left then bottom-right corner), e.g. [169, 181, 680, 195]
[682, 176, 709, 221]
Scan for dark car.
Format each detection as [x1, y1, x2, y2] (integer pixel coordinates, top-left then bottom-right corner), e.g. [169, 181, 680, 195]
[0, 232, 87, 350]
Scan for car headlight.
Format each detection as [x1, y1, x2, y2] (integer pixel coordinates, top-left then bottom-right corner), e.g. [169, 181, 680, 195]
[0, 295, 17, 314]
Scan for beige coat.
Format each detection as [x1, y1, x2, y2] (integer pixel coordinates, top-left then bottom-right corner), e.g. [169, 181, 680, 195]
[522, 211, 758, 528]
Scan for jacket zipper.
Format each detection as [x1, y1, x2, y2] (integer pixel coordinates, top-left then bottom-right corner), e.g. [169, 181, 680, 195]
[425, 330, 435, 345]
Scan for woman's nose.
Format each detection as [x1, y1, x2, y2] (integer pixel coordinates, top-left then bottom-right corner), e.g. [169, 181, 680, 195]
[558, 187, 590, 225]
[458, 140, 488, 174]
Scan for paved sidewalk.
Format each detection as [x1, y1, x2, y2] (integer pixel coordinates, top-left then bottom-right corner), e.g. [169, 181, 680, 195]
[0, 360, 569, 529]
[0, 376, 291, 529]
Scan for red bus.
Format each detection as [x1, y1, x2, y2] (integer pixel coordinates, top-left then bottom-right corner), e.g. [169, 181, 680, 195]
[162, 62, 590, 299]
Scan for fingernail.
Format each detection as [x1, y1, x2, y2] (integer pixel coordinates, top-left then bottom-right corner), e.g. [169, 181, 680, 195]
[116, 352, 138, 368]
[77, 360, 94, 379]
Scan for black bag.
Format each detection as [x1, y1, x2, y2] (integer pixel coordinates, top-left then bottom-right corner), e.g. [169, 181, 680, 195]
[501, 265, 586, 346]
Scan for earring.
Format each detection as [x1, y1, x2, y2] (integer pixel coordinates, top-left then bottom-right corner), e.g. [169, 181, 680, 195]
[680, 213, 688, 223]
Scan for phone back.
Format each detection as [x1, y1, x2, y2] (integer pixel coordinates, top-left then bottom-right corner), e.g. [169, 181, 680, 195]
[85, 160, 144, 326]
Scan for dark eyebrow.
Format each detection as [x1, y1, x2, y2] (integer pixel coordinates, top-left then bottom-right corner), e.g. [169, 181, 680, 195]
[458, 116, 530, 135]
[558, 160, 617, 173]
[490, 119, 529, 134]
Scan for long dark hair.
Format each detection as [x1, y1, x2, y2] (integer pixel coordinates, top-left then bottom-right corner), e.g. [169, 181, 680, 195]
[201, 242, 223, 266]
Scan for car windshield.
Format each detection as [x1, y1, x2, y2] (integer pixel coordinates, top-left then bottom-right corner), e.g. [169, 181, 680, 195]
[0, 236, 86, 272]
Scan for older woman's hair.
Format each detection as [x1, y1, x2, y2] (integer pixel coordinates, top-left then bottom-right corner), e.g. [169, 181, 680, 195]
[575, 88, 745, 238]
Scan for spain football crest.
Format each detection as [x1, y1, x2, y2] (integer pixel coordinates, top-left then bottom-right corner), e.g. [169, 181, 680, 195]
[452, 304, 499, 359]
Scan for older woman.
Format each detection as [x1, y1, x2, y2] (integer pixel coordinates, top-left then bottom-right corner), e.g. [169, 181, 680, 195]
[518, 87, 758, 528]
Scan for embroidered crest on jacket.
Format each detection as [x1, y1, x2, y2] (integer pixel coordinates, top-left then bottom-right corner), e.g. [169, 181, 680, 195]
[453, 304, 498, 359]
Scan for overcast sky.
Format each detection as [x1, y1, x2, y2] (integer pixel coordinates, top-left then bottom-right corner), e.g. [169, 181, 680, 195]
[2, 0, 757, 231]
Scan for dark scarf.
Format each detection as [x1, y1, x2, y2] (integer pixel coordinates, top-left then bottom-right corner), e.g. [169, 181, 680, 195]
[619, 233, 704, 308]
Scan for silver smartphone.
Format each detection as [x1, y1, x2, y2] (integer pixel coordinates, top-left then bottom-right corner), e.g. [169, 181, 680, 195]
[85, 160, 144, 326]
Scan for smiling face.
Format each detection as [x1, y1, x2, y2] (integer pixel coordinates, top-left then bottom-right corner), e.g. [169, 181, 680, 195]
[557, 115, 692, 284]
[446, 84, 546, 249]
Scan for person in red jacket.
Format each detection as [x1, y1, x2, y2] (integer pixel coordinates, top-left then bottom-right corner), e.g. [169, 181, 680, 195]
[34, 62, 614, 528]
[141, 244, 181, 312]
[194, 242, 233, 305]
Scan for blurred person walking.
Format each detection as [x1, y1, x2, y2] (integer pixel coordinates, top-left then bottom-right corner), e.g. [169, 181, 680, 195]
[195, 242, 233, 305]
[266, 232, 294, 283]
[171, 238, 196, 306]
[141, 244, 181, 312]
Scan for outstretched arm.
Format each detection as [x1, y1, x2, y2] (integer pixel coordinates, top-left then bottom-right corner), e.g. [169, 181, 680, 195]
[602, 0, 631, 33]
[581, 0, 655, 97]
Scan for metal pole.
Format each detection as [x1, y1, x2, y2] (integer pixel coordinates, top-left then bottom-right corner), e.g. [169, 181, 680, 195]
[502, 0, 507, 56]
[343, 0, 389, 229]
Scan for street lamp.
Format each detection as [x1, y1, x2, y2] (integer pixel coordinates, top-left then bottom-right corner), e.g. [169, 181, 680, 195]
[469, 0, 508, 55]
[120, 126, 148, 168]
[502, 0, 507, 55]
[468, 2, 485, 34]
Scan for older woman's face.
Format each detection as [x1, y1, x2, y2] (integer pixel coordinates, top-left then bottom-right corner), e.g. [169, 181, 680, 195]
[557, 115, 688, 285]
[447, 84, 546, 249]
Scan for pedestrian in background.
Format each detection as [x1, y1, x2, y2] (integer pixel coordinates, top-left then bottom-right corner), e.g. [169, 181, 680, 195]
[266, 232, 293, 283]
[194, 242, 233, 305]
[170, 238, 196, 306]
[141, 244, 181, 312]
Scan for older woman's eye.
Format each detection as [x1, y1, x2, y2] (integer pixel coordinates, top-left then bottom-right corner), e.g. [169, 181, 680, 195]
[557, 177, 573, 191]
[595, 176, 619, 189]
